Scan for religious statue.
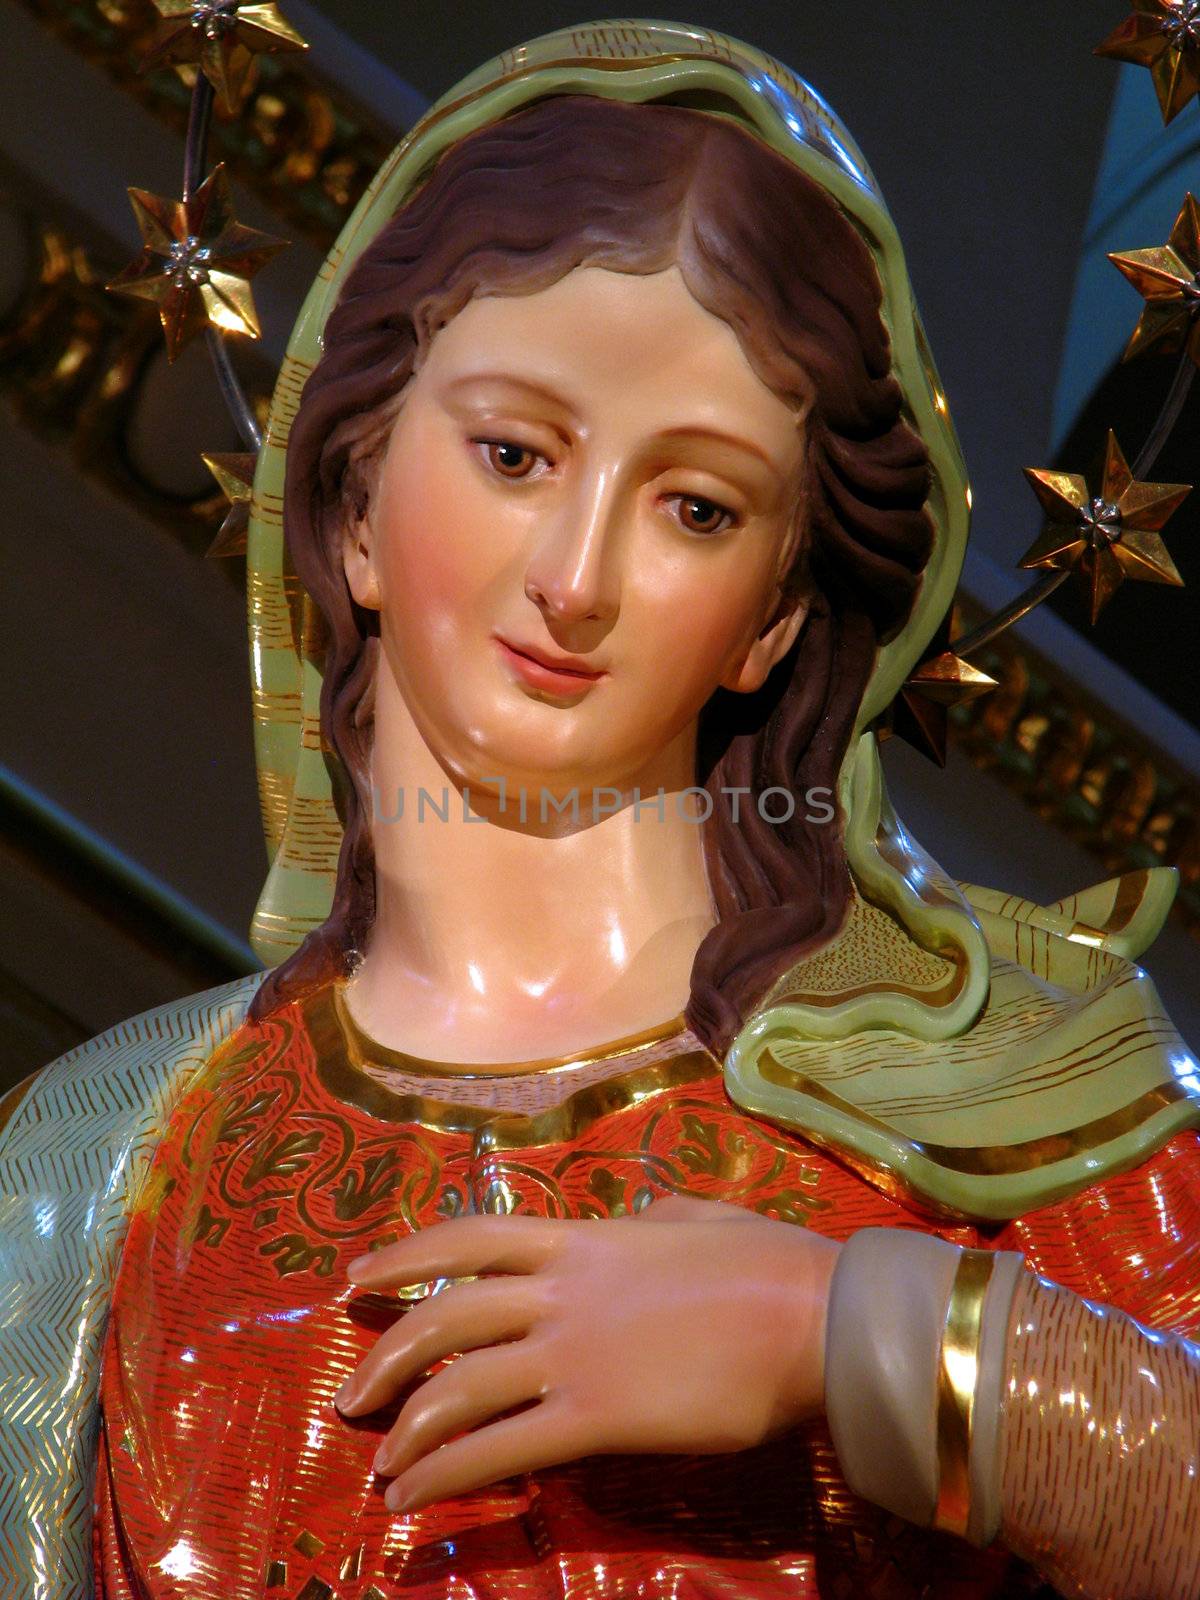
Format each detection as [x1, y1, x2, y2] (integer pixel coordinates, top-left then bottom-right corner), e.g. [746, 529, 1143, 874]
[4, 20, 1200, 1600]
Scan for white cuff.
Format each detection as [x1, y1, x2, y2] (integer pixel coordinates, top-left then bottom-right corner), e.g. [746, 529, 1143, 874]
[824, 1226, 1025, 1546]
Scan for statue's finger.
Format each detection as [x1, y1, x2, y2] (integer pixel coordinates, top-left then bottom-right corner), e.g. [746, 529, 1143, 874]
[335, 1277, 538, 1415]
[385, 1397, 590, 1512]
[373, 1342, 545, 1478]
[347, 1213, 563, 1287]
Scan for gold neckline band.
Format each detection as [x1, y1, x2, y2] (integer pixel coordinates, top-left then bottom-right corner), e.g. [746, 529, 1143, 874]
[332, 981, 689, 1079]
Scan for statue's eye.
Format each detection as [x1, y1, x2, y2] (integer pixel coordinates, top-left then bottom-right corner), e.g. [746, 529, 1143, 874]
[481, 441, 540, 479]
[671, 494, 735, 536]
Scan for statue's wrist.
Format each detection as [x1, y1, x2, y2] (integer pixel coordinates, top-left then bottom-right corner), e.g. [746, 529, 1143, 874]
[823, 1227, 1025, 1545]
[790, 1231, 841, 1420]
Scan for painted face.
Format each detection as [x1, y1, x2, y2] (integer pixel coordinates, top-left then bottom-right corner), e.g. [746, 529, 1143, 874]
[346, 264, 809, 801]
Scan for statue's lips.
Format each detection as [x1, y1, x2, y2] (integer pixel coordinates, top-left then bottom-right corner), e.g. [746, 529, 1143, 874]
[493, 636, 606, 698]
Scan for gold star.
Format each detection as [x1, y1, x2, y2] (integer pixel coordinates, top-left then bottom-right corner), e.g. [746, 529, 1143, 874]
[1019, 432, 1189, 625]
[881, 618, 997, 767]
[107, 164, 287, 362]
[202, 450, 256, 556]
[143, 1, 308, 116]
[1096, 1, 1200, 124]
[1109, 193, 1200, 365]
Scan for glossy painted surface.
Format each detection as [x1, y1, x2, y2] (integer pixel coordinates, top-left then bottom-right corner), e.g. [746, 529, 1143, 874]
[342, 262, 805, 1063]
[245, 19, 976, 986]
[999, 1137, 1200, 1599]
[0, 975, 262, 1600]
[95, 984, 1021, 1599]
[728, 861, 1200, 1221]
[89, 981, 1200, 1599]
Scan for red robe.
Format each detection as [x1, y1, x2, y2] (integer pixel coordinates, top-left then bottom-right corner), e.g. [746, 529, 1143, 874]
[93, 978, 1200, 1599]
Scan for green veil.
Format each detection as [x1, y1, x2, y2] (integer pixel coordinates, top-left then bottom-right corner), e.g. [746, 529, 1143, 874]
[245, 19, 1196, 1220]
[2, 39, 1190, 1592]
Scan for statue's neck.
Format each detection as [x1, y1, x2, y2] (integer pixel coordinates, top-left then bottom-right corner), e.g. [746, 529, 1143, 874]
[346, 673, 716, 1064]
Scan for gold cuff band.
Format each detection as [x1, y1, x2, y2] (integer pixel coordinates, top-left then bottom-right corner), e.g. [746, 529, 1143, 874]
[934, 1247, 996, 1538]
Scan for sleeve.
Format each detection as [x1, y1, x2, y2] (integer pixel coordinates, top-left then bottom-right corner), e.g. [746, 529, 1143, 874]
[0, 974, 261, 1600]
[995, 1130, 1200, 1336]
[823, 1132, 1200, 1600]
[987, 1130, 1200, 1600]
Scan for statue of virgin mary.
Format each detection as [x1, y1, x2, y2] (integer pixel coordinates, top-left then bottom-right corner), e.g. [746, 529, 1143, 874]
[3, 20, 1199, 1600]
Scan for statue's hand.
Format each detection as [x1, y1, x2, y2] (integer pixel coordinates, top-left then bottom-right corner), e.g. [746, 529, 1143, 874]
[334, 1195, 840, 1512]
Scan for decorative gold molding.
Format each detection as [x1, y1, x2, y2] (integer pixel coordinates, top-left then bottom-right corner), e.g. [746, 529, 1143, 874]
[0, 207, 260, 558]
[19, 0, 397, 245]
[5, 0, 395, 551]
[949, 599, 1200, 942]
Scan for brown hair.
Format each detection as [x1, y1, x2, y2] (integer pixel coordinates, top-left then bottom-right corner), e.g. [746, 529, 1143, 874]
[250, 95, 934, 1055]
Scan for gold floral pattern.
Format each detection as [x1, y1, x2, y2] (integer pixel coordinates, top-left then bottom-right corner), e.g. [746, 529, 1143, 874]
[96, 983, 1040, 1597]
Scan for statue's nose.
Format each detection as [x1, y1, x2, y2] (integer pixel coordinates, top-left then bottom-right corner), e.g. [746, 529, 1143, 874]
[522, 474, 622, 625]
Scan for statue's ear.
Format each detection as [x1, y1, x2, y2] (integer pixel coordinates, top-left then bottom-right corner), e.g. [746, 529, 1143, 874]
[341, 506, 382, 611]
[720, 588, 809, 695]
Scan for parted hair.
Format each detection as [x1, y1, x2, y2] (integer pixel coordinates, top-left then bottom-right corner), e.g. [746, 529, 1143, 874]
[249, 95, 934, 1056]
